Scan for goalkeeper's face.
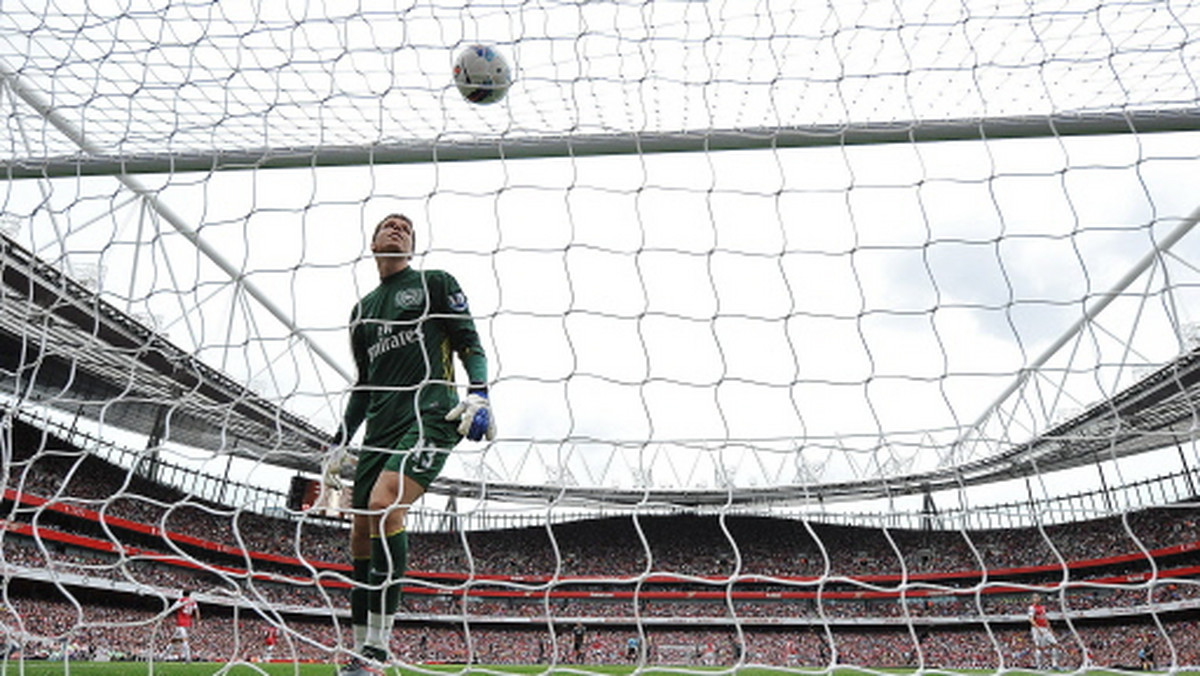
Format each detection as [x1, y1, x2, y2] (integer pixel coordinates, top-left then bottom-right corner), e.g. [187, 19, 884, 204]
[372, 214, 414, 258]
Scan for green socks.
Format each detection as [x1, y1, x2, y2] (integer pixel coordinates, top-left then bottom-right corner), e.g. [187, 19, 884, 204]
[364, 528, 408, 654]
[369, 528, 408, 614]
[351, 557, 370, 650]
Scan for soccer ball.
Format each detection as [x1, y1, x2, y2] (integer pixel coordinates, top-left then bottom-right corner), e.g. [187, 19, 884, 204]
[453, 44, 512, 105]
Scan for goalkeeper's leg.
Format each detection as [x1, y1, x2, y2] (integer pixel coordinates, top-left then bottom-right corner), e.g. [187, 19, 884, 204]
[367, 526, 408, 652]
[349, 515, 371, 654]
[362, 472, 425, 661]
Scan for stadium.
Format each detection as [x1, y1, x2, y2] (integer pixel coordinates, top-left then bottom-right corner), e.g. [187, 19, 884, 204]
[2, 1, 1200, 674]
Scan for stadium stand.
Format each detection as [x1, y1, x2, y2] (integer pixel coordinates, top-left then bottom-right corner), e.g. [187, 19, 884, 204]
[3, 412, 1199, 668]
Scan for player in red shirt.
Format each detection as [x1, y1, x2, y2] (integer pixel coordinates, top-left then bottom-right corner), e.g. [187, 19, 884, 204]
[1027, 593, 1061, 670]
[263, 624, 279, 662]
[167, 590, 199, 662]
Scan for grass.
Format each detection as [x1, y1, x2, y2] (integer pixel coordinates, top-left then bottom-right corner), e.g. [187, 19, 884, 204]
[1, 664, 1192, 676]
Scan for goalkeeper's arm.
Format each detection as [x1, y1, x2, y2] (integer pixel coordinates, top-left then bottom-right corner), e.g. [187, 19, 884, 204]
[445, 328, 495, 441]
[323, 387, 368, 489]
[443, 287, 494, 441]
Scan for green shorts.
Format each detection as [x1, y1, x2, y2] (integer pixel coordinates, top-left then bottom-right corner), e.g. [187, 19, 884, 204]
[352, 417, 460, 510]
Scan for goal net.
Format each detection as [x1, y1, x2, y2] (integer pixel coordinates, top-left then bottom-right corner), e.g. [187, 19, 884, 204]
[3, 0, 1200, 671]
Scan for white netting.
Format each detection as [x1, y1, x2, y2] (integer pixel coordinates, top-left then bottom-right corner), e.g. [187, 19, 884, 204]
[1, 2, 1197, 157]
[2, 0, 1200, 671]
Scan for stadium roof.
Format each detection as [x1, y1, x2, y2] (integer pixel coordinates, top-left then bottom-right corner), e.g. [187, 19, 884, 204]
[0, 233, 329, 466]
[4, 230, 1199, 506]
[436, 348, 1200, 506]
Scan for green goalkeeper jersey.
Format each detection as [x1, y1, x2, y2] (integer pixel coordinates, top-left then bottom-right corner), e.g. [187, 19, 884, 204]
[339, 266, 487, 452]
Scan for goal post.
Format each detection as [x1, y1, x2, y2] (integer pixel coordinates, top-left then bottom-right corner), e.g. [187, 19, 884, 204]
[3, 106, 1198, 179]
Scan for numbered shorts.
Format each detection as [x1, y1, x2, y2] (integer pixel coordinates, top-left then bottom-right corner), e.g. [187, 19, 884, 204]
[352, 417, 460, 509]
[1031, 625, 1057, 647]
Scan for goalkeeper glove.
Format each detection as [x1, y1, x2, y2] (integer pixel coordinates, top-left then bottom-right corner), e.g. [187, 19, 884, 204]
[445, 389, 496, 441]
[321, 446, 356, 492]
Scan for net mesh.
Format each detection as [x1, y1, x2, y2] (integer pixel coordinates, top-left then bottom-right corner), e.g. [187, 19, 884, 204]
[2, 0, 1200, 671]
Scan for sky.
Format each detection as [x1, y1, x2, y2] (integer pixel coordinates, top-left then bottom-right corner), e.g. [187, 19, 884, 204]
[2, 0, 1200, 522]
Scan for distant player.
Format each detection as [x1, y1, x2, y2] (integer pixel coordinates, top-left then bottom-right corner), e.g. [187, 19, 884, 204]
[1027, 593, 1061, 670]
[702, 639, 716, 666]
[1138, 637, 1156, 671]
[167, 590, 199, 662]
[572, 623, 585, 663]
[263, 624, 279, 662]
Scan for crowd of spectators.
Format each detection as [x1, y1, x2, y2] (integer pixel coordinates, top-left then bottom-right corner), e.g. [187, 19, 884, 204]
[9, 437, 1200, 582]
[4, 419, 1200, 668]
[5, 594, 1199, 669]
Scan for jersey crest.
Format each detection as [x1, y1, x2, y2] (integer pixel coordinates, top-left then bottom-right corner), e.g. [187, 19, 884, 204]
[394, 287, 425, 309]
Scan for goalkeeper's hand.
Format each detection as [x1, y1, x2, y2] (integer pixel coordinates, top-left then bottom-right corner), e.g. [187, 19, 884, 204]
[321, 446, 356, 492]
[445, 390, 496, 441]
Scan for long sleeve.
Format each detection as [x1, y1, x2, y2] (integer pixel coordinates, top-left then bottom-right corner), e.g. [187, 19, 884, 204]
[334, 304, 370, 445]
[440, 272, 489, 387]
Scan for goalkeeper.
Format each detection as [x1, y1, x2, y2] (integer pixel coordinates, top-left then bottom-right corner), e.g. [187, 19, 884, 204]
[325, 213, 495, 675]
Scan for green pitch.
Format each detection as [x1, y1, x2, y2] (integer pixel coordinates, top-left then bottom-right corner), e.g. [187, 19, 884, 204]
[0, 664, 1188, 676]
